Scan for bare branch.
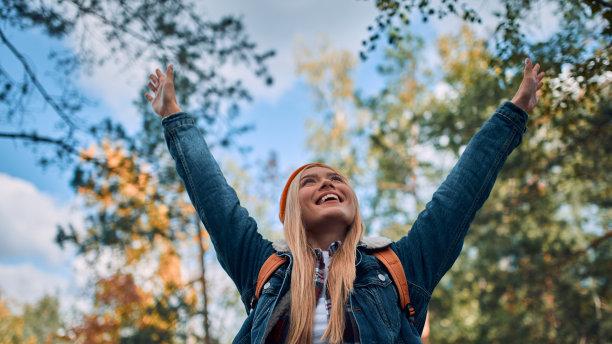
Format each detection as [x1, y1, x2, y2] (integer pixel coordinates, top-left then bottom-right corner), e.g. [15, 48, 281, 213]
[0, 28, 78, 132]
[0, 130, 106, 167]
[64, 0, 151, 44]
[0, 130, 76, 154]
[63, 0, 175, 60]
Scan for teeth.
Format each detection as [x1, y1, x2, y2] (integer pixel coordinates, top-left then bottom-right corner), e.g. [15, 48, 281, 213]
[320, 193, 340, 204]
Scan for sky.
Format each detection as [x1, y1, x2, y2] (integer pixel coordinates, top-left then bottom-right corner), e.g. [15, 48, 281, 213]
[0, 0, 561, 321]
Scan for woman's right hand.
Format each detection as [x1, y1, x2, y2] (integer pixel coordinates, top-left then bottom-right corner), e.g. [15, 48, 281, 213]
[145, 64, 182, 118]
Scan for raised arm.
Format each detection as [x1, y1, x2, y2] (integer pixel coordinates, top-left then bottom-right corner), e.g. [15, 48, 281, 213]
[145, 65, 274, 309]
[393, 58, 545, 295]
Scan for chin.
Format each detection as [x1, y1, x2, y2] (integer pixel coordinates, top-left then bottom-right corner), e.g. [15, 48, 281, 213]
[312, 210, 353, 227]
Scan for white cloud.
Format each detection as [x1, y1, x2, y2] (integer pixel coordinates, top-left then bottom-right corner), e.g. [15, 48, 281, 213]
[77, 60, 146, 134]
[68, 13, 152, 134]
[0, 263, 69, 305]
[0, 173, 82, 266]
[200, 0, 376, 102]
[520, 1, 561, 43]
[68, 0, 376, 131]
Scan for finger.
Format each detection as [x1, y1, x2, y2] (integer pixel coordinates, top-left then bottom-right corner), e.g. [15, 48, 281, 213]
[537, 80, 543, 89]
[145, 93, 153, 102]
[147, 81, 157, 92]
[524, 58, 532, 72]
[167, 64, 174, 81]
[155, 68, 165, 82]
[537, 71, 545, 81]
[533, 63, 540, 76]
[149, 73, 159, 86]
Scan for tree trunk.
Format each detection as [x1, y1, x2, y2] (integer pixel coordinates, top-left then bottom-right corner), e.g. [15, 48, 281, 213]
[196, 217, 212, 344]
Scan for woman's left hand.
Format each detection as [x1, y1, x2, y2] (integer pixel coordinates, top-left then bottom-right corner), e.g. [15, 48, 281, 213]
[511, 58, 545, 113]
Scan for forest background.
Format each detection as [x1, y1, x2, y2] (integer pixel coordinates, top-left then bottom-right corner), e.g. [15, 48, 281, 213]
[0, 0, 609, 343]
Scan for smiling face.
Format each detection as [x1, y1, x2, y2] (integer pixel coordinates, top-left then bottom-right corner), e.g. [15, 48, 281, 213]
[297, 166, 356, 234]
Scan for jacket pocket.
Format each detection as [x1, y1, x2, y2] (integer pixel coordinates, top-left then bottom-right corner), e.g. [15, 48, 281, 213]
[353, 269, 402, 333]
[251, 273, 283, 335]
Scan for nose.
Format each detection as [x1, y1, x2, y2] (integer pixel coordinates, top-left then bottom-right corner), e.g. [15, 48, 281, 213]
[319, 178, 334, 190]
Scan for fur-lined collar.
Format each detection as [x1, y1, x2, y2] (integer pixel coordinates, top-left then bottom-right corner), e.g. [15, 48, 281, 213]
[271, 236, 392, 253]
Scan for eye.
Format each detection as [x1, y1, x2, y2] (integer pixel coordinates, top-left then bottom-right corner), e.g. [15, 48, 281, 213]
[331, 175, 343, 182]
[300, 178, 315, 187]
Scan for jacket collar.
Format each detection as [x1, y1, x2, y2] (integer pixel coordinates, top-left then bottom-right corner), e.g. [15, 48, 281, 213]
[271, 236, 392, 253]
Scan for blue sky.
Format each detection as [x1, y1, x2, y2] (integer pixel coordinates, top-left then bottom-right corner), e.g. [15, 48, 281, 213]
[0, 0, 561, 316]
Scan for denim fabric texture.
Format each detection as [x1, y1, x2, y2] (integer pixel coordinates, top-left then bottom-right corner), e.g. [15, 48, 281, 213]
[162, 101, 529, 343]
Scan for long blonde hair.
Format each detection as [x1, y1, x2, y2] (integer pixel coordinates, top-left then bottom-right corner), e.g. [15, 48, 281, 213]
[283, 165, 364, 343]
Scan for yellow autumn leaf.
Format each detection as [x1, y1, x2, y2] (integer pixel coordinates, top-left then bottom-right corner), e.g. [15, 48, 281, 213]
[157, 247, 182, 287]
[80, 144, 97, 161]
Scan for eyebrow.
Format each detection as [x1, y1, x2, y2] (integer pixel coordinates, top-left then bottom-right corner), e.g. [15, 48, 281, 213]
[299, 172, 342, 181]
[299, 173, 317, 182]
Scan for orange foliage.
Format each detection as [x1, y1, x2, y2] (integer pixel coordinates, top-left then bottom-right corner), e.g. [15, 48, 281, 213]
[72, 314, 119, 344]
[158, 245, 183, 288]
[96, 274, 150, 307]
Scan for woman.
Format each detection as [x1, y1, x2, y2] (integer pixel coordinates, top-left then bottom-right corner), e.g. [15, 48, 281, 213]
[145, 59, 544, 343]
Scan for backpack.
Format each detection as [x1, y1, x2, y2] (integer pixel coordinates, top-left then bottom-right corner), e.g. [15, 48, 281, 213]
[252, 246, 416, 323]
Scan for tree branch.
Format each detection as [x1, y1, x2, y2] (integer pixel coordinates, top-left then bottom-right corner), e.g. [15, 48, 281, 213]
[590, 0, 612, 9]
[64, 0, 152, 44]
[0, 131, 106, 167]
[64, 0, 177, 60]
[0, 130, 76, 154]
[573, 230, 612, 258]
[559, 230, 612, 270]
[0, 28, 78, 132]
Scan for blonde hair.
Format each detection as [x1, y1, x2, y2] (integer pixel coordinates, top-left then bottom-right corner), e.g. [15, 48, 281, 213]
[283, 165, 364, 343]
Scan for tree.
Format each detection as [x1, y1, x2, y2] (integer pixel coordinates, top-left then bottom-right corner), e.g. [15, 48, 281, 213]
[57, 139, 281, 342]
[1, 0, 276, 342]
[297, 33, 440, 235]
[298, 21, 610, 342]
[1, 0, 273, 165]
[0, 294, 64, 343]
[423, 26, 611, 344]
[359, 1, 610, 339]
[295, 39, 363, 179]
[57, 140, 201, 342]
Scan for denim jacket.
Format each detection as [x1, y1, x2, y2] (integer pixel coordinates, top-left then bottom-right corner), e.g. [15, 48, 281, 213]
[162, 101, 528, 343]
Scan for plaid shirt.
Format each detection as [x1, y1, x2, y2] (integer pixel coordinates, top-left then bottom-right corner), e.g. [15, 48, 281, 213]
[265, 241, 361, 343]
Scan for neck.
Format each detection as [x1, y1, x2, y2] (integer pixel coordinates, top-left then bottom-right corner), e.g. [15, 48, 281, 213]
[306, 224, 346, 250]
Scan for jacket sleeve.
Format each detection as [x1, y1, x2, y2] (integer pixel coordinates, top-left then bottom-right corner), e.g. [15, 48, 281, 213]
[162, 112, 274, 309]
[393, 101, 528, 296]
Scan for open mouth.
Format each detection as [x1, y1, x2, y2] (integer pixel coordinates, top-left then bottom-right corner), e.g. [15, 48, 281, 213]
[316, 192, 342, 205]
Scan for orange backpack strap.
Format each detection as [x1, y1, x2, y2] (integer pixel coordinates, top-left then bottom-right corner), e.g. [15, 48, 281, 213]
[373, 247, 416, 322]
[254, 254, 287, 301]
[251, 249, 416, 322]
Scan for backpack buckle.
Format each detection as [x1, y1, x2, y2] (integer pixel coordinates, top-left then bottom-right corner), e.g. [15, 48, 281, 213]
[406, 303, 416, 323]
[248, 296, 257, 314]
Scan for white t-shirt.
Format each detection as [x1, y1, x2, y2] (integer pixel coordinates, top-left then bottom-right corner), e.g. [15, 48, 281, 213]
[313, 250, 330, 343]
